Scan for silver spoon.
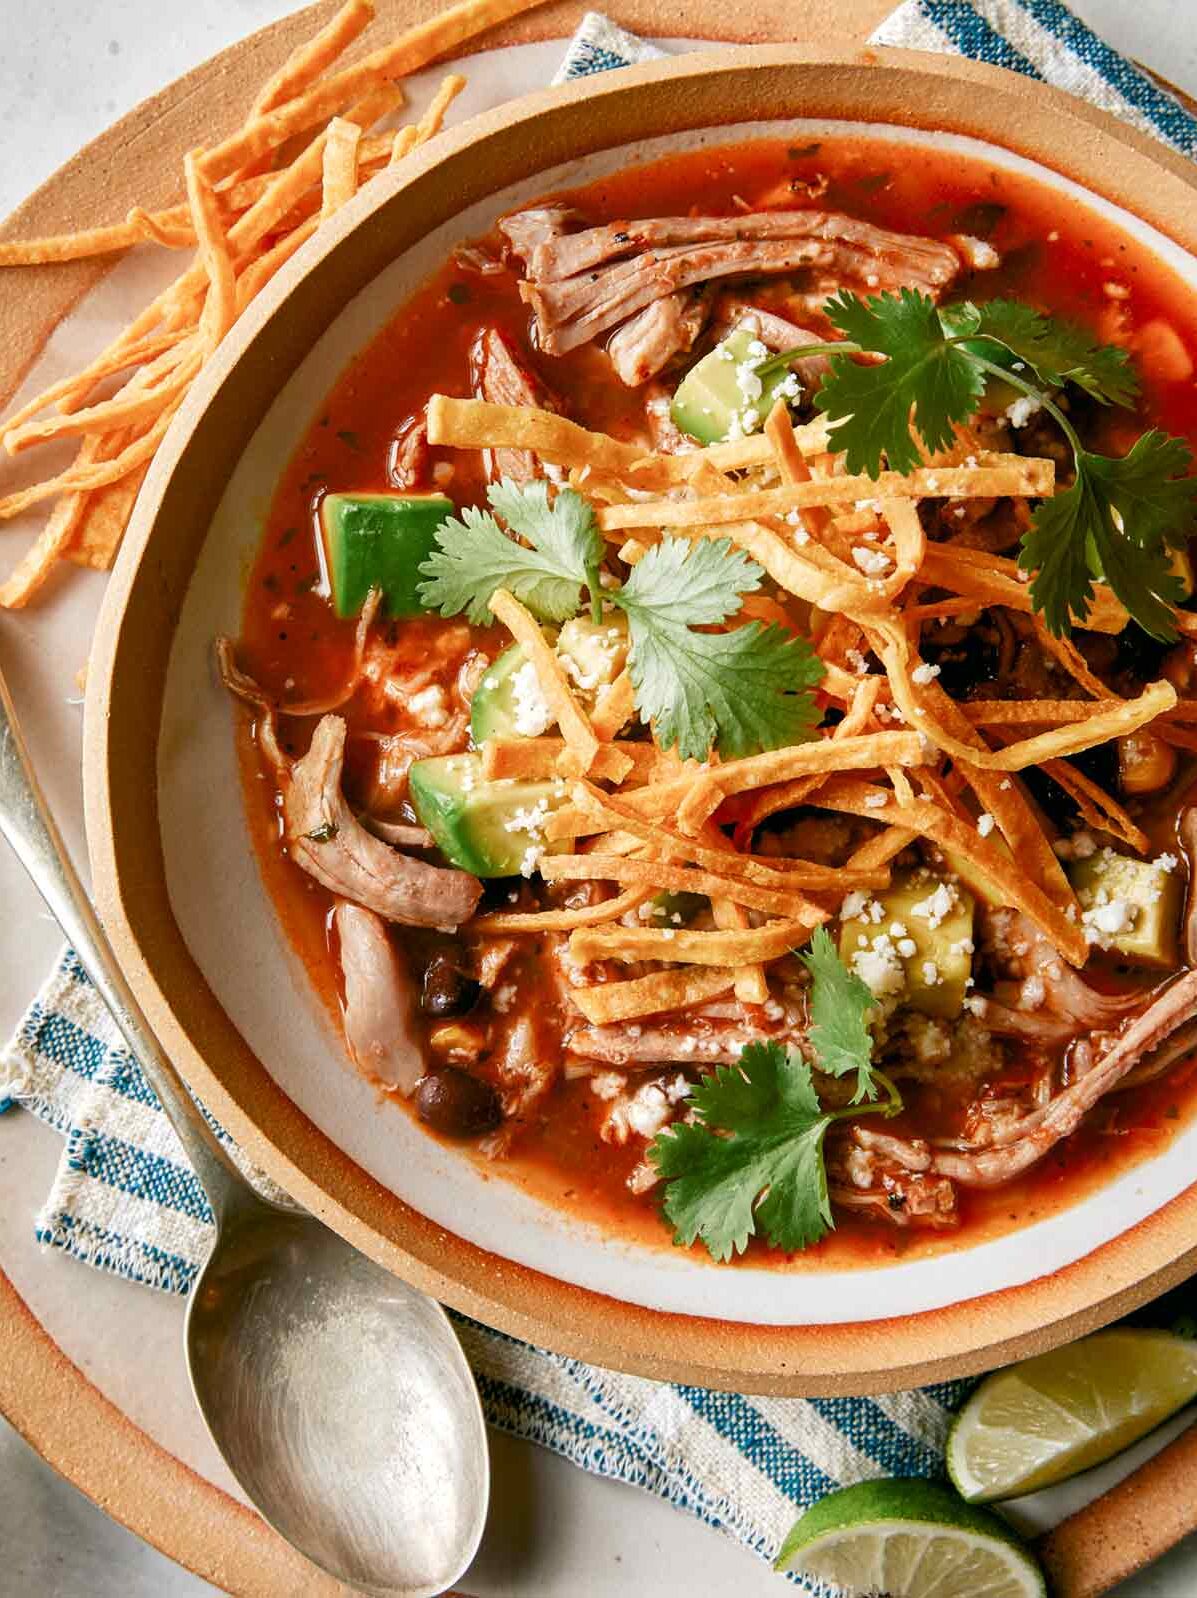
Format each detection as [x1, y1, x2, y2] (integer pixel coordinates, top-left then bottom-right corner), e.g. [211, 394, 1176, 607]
[0, 665, 489, 1597]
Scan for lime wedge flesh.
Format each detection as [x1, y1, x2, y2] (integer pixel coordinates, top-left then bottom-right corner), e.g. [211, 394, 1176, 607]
[948, 1328, 1197, 1504]
[776, 1478, 1045, 1597]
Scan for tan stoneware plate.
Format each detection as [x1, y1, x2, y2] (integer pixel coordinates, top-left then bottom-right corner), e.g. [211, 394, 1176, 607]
[80, 40, 1197, 1399]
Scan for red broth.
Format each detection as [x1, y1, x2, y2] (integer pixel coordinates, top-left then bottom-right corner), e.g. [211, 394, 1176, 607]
[237, 136, 1197, 1267]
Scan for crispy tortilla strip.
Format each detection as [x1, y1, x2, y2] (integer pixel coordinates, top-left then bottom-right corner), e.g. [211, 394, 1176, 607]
[199, 0, 547, 187]
[539, 854, 816, 918]
[864, 616, 1175, 771]
[235, 215, 320, 309]
[251, 0, 376, 116]
[415, 73, 466, 142]
[847, 824, 914, 870]
[480, 736, 659, 784]
[626, 730, 926, 826]
[0, 462, 97, 608]
[570, 967, 735, 1025]
[0, 330, 188, 436]
[591, 669, 635, 741]
[960, 700, 1120, 726]
[391, 123, 421, 162]
[557, 783, 886, 890]
[892, 659, 1076, 916]
[3, 342, 199, 456]
[321, 117, 364, 217]
[596, 461, 1055, 532]
[570, 914, 824, 967]
[1031, 619, 1112, 699]
[487, 589, 607, 776]
[64, 461, 150, 570]
[0, 397, 183, 521]
[472, 885, 650, 933]
[918, 545, 1127, 635]
[812, 777, 1088, 966]
[704, 415, 833, 472]
[981, 725, 1152, 855]
[184, 150, 237, 352]
[428, 395, 676, 487]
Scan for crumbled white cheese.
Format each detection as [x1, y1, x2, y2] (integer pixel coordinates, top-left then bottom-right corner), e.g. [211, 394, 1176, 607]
[911, 662, 941, 686]
[864, 793, 889, 810]
[408, 684, 449, 728]
[1019, 975, 1046, 1011]
[910, 882, 958, 930]
[510, 658, 554, 737]
[840, 889, 870, 920]
[921, 960, 942, 987]
[896, 937, 917, 960]
[845, 647, 869, 676]
[1155, 853, 1180, 873]
[851, 935, 906, 1000]
[1005, 394, 1043, 429]
[1082, 896, 1139, 946]
[955, 234, 1001, 270]
[1053, 830, 1097, 861]
[977, 812, 996, 838]
[852, 544, 892, 577]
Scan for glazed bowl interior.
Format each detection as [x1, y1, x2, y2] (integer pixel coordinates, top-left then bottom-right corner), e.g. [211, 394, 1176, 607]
[87, 47, 1197, 1389]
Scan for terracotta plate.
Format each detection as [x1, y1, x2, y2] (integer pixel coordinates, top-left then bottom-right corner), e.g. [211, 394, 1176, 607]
[86, 43, 1197, 1393]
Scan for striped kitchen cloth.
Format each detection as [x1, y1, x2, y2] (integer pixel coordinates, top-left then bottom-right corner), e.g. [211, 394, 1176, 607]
[4, 3, 1196, 1582]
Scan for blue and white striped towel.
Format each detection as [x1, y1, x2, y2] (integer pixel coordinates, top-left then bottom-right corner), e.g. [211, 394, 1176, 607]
[4, 4, 1196, 1580]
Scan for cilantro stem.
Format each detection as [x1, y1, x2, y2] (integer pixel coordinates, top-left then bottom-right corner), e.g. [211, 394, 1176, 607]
[830, 1066, 903, 1120]
[964, 345, 1083, 455]
[755, 341, 861, 380]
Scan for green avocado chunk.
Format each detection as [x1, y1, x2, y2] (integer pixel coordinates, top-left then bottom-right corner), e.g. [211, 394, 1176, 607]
[670, 329, 799, 445]
[409, 753, 567, 878]
[838, 872, 976, 1021]
[1066, 848, 1181, 967]
[320, 492, 452, 619]
[469, 644, 528, 744]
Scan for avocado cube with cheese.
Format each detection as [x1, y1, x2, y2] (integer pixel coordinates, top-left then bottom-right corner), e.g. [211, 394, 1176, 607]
[670, 329, 799, 445]
[1067, 849, 1181, 967]
[838, 874, 976, 1021]
[409, 753, 567, 878]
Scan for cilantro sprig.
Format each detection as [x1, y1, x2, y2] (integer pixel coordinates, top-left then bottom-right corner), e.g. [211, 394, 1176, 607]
[418, 478, 824, 761]
[417, 478, 602, 624]
[756, 290, 1197, 639]
[648, 930, 899, 1261]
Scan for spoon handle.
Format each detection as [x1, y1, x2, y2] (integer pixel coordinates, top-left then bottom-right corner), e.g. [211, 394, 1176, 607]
[0, 666, 250, 1227]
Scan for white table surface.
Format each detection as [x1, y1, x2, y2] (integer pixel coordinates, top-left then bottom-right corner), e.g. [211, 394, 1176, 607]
[2, 3, 1197, 1596]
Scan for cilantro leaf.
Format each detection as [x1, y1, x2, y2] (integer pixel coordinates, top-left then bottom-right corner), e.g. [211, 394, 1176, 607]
[816, 288, 986, 474]
[417, 477, 601, 624]
[614, 547, 824, 762]
[1021, 432, 1197, 639]
[649, 1042, 834, 1260]
[956, 298, 1139, 407]
[615, 533, 763, 626]
[799, 926, 879, 1104]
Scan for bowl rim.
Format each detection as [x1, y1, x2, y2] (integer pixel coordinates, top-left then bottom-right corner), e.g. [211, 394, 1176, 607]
[85, 41, 1197, 1394]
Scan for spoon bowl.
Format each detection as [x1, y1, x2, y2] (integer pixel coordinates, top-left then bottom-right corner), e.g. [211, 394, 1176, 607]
[187, 1205, 488, 1597]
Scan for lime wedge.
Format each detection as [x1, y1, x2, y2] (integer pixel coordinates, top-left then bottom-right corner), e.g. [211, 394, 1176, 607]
[775, 1478, 1045, 1597]
[948, 1327, 1197, 1504]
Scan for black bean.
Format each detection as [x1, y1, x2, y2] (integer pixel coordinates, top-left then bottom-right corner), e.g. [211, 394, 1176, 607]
[420, 952, 481, 1017]
[415, 1068, 501, 1138]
